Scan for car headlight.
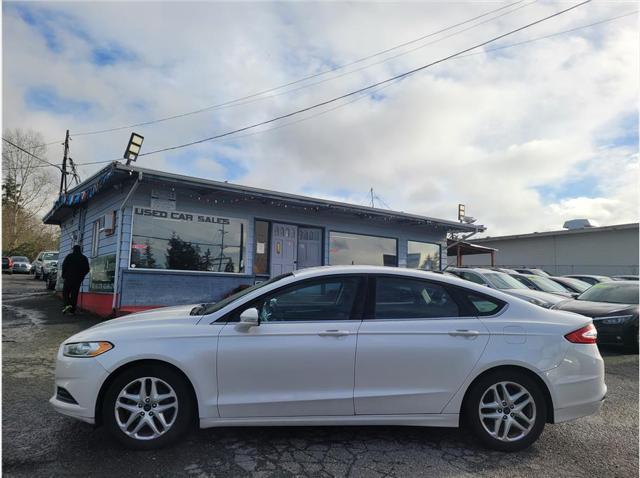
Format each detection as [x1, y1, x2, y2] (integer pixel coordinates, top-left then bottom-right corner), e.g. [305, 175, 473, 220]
[63, 341, 113, 357]
[596, 315, 634, 325]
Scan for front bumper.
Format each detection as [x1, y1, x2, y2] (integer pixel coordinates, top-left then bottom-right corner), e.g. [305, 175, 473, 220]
[49, 346, 110, 424]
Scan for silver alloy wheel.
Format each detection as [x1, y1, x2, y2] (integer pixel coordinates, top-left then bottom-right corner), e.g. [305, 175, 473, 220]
[114, 377, 179, 441]
[478, 381, 536, 442]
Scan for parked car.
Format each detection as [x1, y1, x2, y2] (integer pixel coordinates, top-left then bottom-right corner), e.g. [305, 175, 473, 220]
[514, 268, 550, 277]
[553, 281, 638, 352]
[51, 266, 606, 451]
[47, 262, 58, 290]
[612, 275, 638, 281]
[509, 273, 576, 298]
[490, 267, 520, 274]
[564, 274, 612, 286]
[32, 250, 59, 280]
[10, 256, 32, 274]
[2, 257, 13, 274]
[448, 267, 565, 308]
[547, 276, 592, 294]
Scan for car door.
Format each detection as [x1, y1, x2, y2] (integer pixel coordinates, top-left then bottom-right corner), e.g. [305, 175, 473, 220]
[354, 275, 490, 415]
[217, 275, 365, 418]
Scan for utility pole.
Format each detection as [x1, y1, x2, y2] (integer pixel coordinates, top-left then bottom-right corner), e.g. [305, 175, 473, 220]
[59, 130, 70, 196]
[370, 187, 375, 208]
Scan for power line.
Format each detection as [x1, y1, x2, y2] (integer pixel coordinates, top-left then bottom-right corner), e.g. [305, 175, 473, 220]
[17, 5, 632, 174]
[2, 138, 63, 172]
[64, 0, 529, 138]
[135, 1, 591, 158]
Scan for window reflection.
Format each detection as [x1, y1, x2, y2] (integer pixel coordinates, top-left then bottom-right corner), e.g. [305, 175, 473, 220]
[407, 241, 441, 271]
[329, 231, 397, 266]
[130, 208, 246, 273]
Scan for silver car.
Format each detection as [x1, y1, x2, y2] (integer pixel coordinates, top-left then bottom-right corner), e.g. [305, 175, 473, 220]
[32, 250, 59, 280]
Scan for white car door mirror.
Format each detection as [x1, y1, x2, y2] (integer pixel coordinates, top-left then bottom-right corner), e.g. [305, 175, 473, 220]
[239, 307, 260, 326]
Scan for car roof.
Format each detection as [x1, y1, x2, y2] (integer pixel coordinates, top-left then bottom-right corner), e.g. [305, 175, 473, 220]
[291, 265, 502, 292]
[565, 274, 609, 279]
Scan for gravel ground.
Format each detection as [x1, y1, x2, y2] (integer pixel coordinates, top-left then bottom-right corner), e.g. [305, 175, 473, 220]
[2, 274, 638, 477]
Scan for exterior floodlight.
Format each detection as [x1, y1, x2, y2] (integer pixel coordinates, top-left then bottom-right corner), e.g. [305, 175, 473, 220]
[124, 132, 144, 165]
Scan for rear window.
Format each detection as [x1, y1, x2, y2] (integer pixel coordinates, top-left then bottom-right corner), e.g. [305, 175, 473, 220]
[11, 256, 29, 262]
[467, 293, 507, 316]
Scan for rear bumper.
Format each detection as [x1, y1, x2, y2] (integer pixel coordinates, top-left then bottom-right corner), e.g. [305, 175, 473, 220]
[545, 343, 607, 423]
[554, 393, 605, 423]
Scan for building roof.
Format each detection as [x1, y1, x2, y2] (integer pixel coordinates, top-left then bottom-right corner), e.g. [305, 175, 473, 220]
[43, 161, 482, 232]
[446, 239, 497, 257]
[474, 222, 638, 242]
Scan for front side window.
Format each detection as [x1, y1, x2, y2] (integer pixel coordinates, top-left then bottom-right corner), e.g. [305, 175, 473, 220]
[130, 207, 246, 273]
[374, 277, 460, 319]
[253, 277, 362, 322]
[329, 231, 397, 266]
[407, 241, 441, 271]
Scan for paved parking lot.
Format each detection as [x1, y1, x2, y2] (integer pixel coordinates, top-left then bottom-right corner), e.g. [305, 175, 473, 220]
[2, 273, 638, 477]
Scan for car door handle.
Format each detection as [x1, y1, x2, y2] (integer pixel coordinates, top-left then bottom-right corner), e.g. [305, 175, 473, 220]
[318, 329, 350, 337]
[449, 329, 480, 337]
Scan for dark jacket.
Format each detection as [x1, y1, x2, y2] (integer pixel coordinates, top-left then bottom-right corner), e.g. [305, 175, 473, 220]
[62, 251, 90, 284]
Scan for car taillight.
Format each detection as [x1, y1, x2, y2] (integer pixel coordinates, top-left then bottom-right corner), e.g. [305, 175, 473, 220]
[565, 323, 598, 344]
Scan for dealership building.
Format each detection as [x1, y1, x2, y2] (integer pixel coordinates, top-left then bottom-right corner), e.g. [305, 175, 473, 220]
[458, 222, 639, 276]
[43, 162, 480, 316]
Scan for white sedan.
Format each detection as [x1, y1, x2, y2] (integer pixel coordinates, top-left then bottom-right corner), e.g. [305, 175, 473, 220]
[51, 266, 606, 451]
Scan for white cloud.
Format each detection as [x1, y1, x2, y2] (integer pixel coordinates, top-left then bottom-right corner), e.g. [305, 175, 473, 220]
[2, 1, 638, 235]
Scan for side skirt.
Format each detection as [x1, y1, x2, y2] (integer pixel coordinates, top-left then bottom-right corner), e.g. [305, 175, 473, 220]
[200, 413, 459, 429]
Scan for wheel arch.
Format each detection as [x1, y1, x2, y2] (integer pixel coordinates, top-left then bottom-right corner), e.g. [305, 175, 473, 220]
[94, 359, 199, 427]
[460, 364, 555, 424]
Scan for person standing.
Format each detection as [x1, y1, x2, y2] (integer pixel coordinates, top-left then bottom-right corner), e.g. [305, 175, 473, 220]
[61, 245, 90, 314]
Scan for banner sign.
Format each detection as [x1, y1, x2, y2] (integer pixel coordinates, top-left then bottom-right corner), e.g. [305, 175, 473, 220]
[134, 207, 231, 225]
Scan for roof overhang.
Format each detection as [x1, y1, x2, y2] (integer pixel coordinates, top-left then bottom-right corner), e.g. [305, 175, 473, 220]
[43, 162, 483, 233]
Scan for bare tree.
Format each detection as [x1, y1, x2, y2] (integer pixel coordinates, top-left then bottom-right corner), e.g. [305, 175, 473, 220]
[2, 129, 59, 254]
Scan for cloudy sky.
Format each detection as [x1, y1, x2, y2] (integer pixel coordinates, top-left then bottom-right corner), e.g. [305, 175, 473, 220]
[3, 1, 638, 236]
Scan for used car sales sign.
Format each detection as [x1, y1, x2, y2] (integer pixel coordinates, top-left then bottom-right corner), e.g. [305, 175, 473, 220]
[134, 207, 231, 225]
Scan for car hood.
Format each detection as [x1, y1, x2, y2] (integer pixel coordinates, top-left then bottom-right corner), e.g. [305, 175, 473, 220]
[553, 300, 638, 318]
[68, 304, 205, 341]
[503, 288, 566, 305]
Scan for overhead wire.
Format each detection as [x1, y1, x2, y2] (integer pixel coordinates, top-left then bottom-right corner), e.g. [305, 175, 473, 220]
[60, 0, 529, 139]
[134, 1, 593, 158]
[11, 4, 635, 173]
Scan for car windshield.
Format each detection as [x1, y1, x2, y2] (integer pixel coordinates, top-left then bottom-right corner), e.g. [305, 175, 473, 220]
[527, 276, 569, 293]
[200, 273, 293, 315]
[559, 278, 591, 293]
[484, 272, 528, 290]
[43, 253, 58, 260]
[11, 256, 29, 262]
[577, 283, 639, 305]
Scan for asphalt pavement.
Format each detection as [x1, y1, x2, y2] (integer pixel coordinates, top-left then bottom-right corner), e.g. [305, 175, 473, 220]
[2, 273, 638, 477]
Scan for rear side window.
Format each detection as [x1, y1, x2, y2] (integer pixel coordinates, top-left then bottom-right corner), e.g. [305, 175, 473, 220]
[374, 277, 460, 319]
[467, 294, 506, 316]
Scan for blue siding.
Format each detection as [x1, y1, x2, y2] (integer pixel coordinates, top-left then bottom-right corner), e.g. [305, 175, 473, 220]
[120, 270, 252, 306]
[56, 181, 450, 310]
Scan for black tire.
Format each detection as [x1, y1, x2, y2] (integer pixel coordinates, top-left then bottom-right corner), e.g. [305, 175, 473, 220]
[464, 369, 547, 452]
[102, 364, 195, 450]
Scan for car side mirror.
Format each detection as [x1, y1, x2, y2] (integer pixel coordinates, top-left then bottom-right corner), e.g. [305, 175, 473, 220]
[239, 307, 260, 326]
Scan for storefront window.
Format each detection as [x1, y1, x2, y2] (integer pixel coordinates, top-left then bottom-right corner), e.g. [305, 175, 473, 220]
[329, 231, 397, 266]
[407, 241, 441, 271]
[130, 207, 246, 273]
